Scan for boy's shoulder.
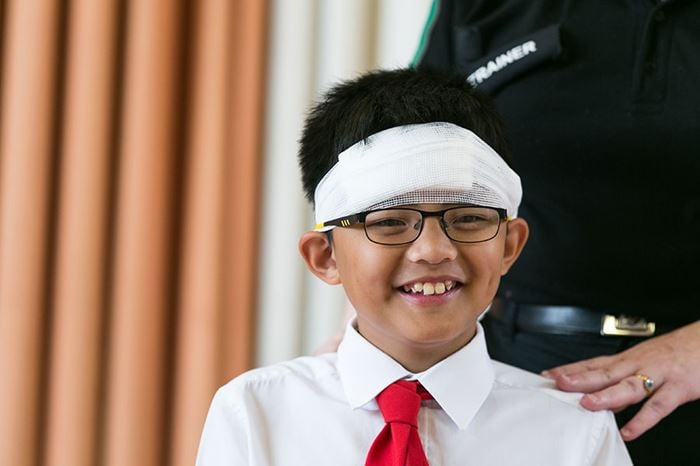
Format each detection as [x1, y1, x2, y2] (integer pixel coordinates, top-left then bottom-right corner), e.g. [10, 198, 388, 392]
[484, 360, 630, 464]
[213, 353, 342, 408]
[491, 359, 585, 406]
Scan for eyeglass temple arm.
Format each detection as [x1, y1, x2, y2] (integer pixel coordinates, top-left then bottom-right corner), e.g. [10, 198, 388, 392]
[315, 213, 365, 230]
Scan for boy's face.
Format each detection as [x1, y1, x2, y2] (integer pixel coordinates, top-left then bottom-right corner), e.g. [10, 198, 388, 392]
[300, 203, 528, 372]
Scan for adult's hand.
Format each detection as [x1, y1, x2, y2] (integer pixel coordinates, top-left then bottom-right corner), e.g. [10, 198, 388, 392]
[542, 320, 700, 441]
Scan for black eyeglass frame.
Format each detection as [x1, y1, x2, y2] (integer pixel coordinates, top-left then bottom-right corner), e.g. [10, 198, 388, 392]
[322, 205, 509, 246]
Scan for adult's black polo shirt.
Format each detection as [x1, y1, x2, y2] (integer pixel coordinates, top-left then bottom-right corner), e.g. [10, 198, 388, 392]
[419, 0, 700, 323]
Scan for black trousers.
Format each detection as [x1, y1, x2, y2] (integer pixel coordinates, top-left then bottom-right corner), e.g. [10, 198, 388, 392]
[482, 313, 700, 466]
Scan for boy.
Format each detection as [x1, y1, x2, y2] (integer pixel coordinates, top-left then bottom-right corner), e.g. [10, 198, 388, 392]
[196, 68, 631, 465]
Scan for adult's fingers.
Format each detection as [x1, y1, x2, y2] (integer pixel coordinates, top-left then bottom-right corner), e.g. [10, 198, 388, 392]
[550, 358, 639, 393]
[619, 384, 684, 441]
[578, 374, 653, 411]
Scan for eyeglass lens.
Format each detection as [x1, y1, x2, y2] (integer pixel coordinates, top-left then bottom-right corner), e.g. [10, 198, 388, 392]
[363, 207, 501, 245]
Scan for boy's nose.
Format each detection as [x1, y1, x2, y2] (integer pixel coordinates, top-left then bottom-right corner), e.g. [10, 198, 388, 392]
[405, 217, 458, 264]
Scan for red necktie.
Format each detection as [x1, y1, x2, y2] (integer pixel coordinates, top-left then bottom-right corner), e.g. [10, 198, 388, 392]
[365, 380, 433, 466]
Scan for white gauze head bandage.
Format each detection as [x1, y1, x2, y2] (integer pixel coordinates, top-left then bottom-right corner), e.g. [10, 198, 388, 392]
[313, 122, 522, 231]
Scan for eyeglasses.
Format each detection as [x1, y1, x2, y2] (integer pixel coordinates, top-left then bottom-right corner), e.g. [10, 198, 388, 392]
[323, 205, 508, 246]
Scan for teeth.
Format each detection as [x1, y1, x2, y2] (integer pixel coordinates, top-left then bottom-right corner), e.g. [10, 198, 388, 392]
[405, 280, 457, 296]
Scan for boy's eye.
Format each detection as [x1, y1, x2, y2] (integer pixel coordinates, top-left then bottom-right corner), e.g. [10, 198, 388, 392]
[365, 217, 413, 239]
[366, 218, 410, 228]
[451, 215, 490, 225]
[449, 215, 490, 231]
[453, 215, 485, 223]
[447, 208, 500, 231]
[364, 211, 420, 239]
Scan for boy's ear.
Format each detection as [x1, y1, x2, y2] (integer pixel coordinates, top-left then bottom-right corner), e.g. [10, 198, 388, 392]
[299, 231, 341, 285]
[500, 218, 529, 275]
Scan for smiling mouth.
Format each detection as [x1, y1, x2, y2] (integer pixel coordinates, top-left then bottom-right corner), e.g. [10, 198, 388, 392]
[399, 280, 462, 296]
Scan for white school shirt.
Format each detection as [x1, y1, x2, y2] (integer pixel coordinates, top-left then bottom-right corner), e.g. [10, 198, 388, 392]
[196, 321, 632, 466]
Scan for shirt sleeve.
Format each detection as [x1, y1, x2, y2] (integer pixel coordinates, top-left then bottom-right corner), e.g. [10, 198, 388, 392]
[586, 411, 633, 466]
[196, 388, 249, 466]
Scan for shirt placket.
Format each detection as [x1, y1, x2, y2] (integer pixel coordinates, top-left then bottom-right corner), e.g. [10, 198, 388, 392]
[418, 404, 436, 465]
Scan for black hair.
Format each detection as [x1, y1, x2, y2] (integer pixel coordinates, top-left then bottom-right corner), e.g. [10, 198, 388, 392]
[298, 67, 511, 203]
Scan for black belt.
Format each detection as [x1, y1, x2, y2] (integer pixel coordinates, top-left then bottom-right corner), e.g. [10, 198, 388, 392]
[487, 299, 679, 337]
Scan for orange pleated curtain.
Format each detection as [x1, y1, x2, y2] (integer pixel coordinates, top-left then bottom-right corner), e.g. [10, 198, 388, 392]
[0, 1, 267, 465]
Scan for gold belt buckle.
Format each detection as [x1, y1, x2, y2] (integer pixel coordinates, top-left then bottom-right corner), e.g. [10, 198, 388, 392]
[601, 314, 656, 337]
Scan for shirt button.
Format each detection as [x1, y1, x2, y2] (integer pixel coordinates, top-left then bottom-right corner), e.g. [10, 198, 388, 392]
[644, 61, 657, 74]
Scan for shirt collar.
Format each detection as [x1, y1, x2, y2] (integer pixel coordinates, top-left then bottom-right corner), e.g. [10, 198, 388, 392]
[337, 319, 494, 430]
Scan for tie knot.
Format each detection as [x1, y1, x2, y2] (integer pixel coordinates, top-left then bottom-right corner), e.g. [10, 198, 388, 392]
[376, 380, 432, 426]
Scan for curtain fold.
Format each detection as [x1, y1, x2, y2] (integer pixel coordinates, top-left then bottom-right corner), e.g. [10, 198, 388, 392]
[102, 0, 183, 464]
[43, 1, 119, 465]
[222, 0, 266, 379]
[0, 1, 267, 465]
[0, 2, 61, 466]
